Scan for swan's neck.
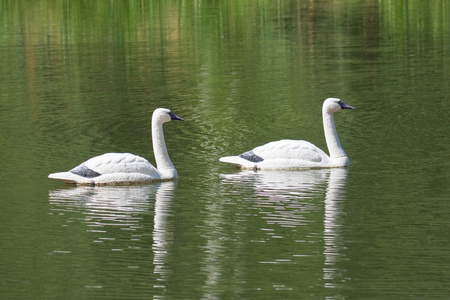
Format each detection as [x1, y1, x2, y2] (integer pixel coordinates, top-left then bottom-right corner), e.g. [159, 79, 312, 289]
[323, 110, 347, 158]
[152, 121, 177, 178]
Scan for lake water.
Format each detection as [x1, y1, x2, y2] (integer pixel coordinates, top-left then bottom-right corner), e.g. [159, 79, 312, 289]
[1, 1, 449, 299]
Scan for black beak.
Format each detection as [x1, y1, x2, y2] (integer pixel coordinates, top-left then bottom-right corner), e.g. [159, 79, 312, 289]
[339, 101, 355, 110]
[169, 112, 184, 121]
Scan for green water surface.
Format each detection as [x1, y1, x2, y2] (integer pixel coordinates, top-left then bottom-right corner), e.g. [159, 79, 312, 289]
[0, 1, 449, 299]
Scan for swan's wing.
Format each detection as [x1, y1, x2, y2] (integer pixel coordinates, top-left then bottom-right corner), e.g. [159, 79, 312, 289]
[79, 153, 159, 177]
[219, 140, 330, 169]
[251, 140, 327, 162]
[48, 153, 161, 184]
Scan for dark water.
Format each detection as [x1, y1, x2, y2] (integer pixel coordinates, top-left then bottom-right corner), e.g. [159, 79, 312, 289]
[1, 1, 449, 299]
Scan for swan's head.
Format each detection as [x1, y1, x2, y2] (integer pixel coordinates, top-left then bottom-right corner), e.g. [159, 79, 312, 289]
[153, 108, 184, 124]
[323, 98, 355, 114]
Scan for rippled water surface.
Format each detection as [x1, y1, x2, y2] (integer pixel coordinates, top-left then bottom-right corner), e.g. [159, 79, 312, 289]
[1, 1, 449, 299]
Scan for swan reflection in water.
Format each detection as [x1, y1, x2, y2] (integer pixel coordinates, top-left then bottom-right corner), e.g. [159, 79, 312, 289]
[48, 181, 177, 291]
[220, 167, 349, 290]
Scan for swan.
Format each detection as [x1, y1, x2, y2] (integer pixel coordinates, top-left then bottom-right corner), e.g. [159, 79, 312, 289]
[219, 98, 355, 170]
[48, 108, 184, 185]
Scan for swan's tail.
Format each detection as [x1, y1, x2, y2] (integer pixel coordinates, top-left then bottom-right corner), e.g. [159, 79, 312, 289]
[219, 156, 251, 168]
[48, 172, 91, 185]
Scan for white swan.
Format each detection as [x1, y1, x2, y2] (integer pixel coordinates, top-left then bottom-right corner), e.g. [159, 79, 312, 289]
[219, 98, 355, 170]
[48, 108, 184, 185]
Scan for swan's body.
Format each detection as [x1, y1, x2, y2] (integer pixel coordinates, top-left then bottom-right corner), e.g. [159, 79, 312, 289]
[219, 98, 355, 170]
[48, 108, 184, 185]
